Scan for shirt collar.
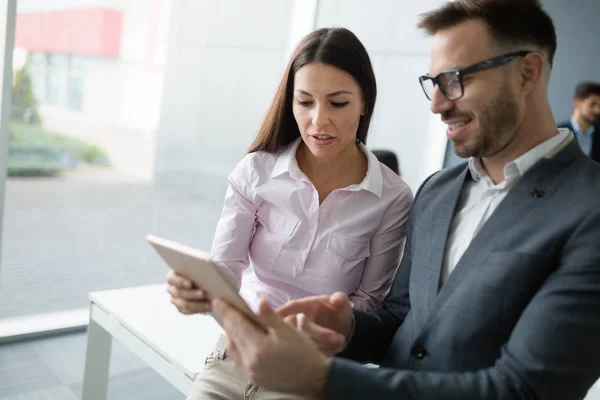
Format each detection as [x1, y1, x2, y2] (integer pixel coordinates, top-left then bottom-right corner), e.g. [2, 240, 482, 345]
[356, 143, 383, 198]
[570, 117, 595, 136]
[270, 138, 303, 179]
[468, 128, 572, 183]
[270, 138, 383, 198]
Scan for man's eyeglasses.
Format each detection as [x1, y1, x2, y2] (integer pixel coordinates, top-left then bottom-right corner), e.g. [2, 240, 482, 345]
[418, 50, 533, 101]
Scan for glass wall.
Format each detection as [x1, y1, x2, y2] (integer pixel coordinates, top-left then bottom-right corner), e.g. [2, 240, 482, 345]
[0, 0, 223, 325]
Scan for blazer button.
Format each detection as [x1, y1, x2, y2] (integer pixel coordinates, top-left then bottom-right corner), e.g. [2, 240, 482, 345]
[411, 344, 426, 359]
[531, 188, 545, 198]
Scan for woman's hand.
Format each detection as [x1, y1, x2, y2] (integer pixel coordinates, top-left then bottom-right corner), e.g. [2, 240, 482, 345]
[166, 270, 212, 314]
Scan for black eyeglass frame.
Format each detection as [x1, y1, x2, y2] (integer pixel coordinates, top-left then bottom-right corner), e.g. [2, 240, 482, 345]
[418, 50, 533, 101]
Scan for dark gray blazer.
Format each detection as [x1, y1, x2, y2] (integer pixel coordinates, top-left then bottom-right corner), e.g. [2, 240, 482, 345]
[327, 136, 600, 399]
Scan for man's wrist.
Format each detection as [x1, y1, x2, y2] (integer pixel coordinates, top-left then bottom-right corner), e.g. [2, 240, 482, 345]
[344, 312, 356, 348]
[309, 355, 331, 397]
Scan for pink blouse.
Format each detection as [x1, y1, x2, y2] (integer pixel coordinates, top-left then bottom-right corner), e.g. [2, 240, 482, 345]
[210, 139, 412, 311]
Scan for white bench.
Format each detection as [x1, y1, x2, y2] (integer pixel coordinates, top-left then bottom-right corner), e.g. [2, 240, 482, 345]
[81, 284, 600, 400]
[81, 284, 223, 399]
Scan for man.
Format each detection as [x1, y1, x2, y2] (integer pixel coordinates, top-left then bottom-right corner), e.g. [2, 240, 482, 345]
[212, 0, 600, 398]
[557, 82, 600, 162]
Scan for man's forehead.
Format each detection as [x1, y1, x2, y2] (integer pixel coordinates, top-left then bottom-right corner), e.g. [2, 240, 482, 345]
[427, 20, 493, 75]
[587, 94, 600, 102]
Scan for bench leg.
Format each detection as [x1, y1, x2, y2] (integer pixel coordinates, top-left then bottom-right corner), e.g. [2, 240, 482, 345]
[82, 317, 113, 400]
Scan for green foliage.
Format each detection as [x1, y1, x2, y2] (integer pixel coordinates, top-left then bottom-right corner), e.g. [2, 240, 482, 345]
[8, 122, 110, 177]
[11, 68, 41, 124]
[7, 66, 110, 177]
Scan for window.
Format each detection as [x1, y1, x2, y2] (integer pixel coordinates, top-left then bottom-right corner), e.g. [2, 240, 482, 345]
[44, 53, 67, 105]
[3, 1, 180, 334]
[67, 56, 85, 111]
[26, 52, 46, 103]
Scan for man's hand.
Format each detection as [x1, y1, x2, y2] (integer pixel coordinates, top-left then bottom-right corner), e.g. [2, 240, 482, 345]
[284, 313, 346, 355]
[277, 292, 354, 353]
[213, 298, 331, 396]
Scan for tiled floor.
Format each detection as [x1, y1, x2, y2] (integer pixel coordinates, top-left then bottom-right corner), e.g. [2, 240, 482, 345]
[0, 331, 182, 399]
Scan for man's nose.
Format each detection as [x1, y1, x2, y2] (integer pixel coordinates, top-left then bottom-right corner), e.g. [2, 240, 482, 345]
[430, 87, 455, 115]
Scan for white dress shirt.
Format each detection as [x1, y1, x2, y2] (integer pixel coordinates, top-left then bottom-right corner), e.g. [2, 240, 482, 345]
[570, 117, 595, 157]
[440, 129, 571, 285]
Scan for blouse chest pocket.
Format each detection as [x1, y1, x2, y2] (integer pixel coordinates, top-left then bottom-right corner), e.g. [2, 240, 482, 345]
[250, 205, 298, 271]
[322, 234, 371, 281]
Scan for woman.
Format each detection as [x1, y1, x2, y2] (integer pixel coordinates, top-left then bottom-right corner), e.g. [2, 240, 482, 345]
[168, 27, 412, 400]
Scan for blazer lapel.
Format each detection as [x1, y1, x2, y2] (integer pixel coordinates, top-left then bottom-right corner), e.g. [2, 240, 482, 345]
[426, 167, 469, 310]
[436, 164, 558, 302]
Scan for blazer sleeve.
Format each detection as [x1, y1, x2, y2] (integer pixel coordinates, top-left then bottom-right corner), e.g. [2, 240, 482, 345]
[326, 209, 600, 400]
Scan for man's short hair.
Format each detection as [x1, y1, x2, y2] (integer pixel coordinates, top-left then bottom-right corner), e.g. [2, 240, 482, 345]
[417, 0, 557, 68]
[574, 82, 600, 101]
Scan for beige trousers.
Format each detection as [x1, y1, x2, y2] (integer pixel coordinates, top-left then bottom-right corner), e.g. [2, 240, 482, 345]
[186, 335, 318, 400]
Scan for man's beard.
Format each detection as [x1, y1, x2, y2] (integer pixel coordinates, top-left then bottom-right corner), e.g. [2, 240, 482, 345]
[452, 83, 520, 159]
[581, 112, 599, 126]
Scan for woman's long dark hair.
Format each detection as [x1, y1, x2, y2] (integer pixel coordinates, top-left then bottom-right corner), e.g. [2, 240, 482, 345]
[247, 27, 377, 154]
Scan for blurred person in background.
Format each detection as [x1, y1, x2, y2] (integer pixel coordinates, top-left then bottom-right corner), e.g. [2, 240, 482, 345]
[557, 81, 600, 162]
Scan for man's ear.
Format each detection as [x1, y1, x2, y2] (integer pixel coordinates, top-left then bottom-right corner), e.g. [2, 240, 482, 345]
[573, 98, 581, 110]
[520, 52, 544, 93]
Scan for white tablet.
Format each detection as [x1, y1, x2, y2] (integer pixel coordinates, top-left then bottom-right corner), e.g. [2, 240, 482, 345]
[147, 234, 265, 331]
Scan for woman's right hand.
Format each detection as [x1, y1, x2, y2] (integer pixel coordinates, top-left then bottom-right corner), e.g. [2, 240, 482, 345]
[166, 270, 212, 314]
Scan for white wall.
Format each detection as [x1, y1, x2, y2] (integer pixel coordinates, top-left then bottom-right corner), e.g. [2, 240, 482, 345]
[154, 0, 294, 206]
